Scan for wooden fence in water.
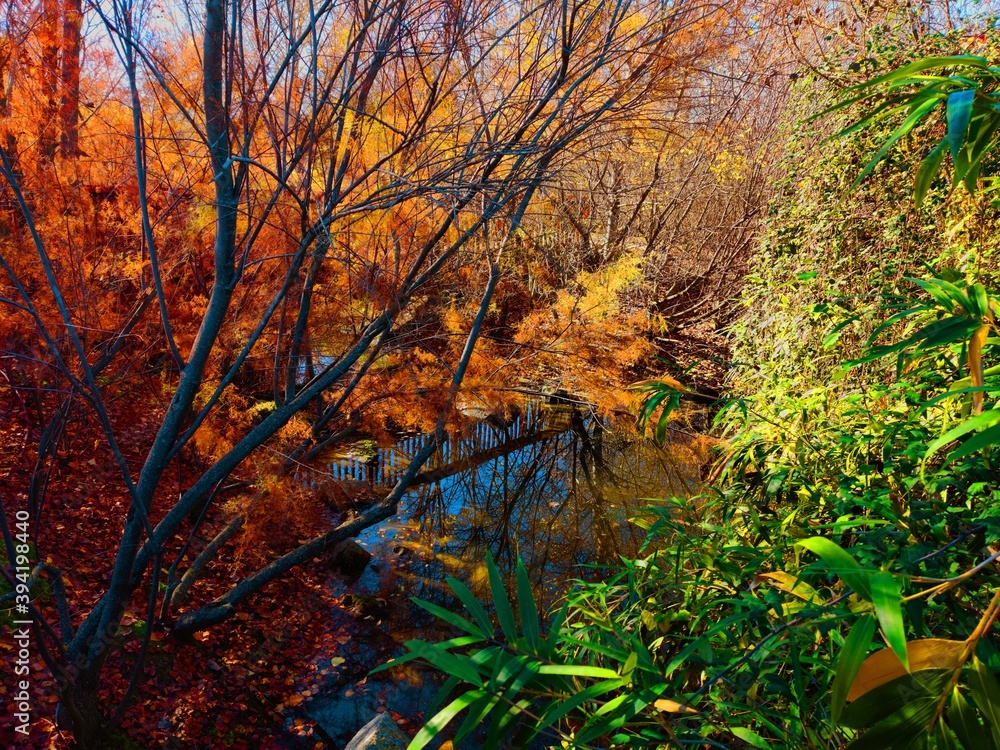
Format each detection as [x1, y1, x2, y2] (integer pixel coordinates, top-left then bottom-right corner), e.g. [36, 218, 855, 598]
[312, 399, 573, 491]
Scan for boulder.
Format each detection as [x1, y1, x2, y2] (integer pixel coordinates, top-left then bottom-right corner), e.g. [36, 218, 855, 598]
[343, 712, 411, 750]
[330, 539, 373, 579]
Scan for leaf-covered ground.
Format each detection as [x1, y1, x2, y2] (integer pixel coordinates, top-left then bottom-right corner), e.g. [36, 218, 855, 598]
[0, 384, 430, 749]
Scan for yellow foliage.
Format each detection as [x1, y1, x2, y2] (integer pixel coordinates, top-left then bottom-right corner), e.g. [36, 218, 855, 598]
[442, 305, 465, 334]
[709, 148, 749, 181]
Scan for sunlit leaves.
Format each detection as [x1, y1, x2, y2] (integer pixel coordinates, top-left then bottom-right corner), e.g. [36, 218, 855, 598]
[757, 571, 823, 603]
[796, 537, 873, 600]
[629, 375, 694, 444]
[825, 54, 997, 203]
[841, 273, 1000, 464]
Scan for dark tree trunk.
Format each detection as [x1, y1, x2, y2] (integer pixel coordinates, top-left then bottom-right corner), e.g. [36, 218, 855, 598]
[38, 0, 60, 162]
[59, 674, 105, 749]
[59, 0, 83, 157]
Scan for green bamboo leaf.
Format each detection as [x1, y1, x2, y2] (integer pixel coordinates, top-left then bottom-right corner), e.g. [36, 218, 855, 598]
[486, 650, 518, 691]
[485, 550, 518, 643]
[796, 537, 872, 600]
[664, 610, 757, 676]
[371, 635, 481, 673]
[854, 95, 946, 187]
[654, 397, 673, 444]
[731, 727, 772, 749]
[638, 389, 669, 430]
[403, 640, 485, 687]
[845, 56, 988, 93]
[454, 691, 499, 743]
[856, 317, 977, 366]
[935, 717, 960, 750]
[913, 277, 966, 310]
[833, 101, 912, 139]
[949, 422, 1000, 462]
[917, 317, 983, 350]
[585, 690, 665, 744]
[537, 664, 622, 679]
[915, 140, 947, 207]
[515, 556, 540, 650]
[964, 156, 984, 193]
[485, 696, 533, 748]
[949, 687, 992, 750]
[864, 305, 930, 347]
[560, 634, 631, 661]
[410, 597, 485, 638]
[494, 659, 542, 736]
[969, 658, 1000, 737]
[427, 674, 462, 715]
[920, 275, 973, 306]
[468, 645, 502, 670]
[408, 689, 487, 750]
[971, 284, 991, 319]
[445, 576, 494, 638]
[947, 89, 976, 160]
[622, 651, 638, 685]
[960, 112, 1000, 193]
[502, 657, 541, 695]
[925, 408, 1000, 458]
[523, 679, 623, 745]
[575, 693, 629, 742]
[545, 600, 569, 657]
[809, 92, 912, 136]
[842, 670, 951, 729]
[832, 615, 878, 724]
[871, 571, 907, 672]
[848, 697, 939, 750]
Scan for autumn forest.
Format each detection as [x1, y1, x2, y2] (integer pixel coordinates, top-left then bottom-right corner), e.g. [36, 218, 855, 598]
[6, 0, 1000, 747]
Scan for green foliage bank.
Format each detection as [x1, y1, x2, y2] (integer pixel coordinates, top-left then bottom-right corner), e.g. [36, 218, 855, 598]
[382, 21, 1000, 750]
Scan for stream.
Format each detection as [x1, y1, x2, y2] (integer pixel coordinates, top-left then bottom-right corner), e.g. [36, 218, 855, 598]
[295, 398, 708, 747]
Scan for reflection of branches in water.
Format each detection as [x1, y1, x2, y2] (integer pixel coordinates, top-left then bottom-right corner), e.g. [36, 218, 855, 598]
[387, 410, 702, 606]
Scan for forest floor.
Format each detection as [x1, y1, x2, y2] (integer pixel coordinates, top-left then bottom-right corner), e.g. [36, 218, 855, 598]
[0, 382, 437, 749]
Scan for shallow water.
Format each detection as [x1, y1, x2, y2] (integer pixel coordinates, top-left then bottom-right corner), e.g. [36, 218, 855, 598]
[330, 400, 705, 609]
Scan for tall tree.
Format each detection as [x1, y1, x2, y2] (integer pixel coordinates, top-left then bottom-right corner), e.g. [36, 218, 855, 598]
[59, 0, 82, 157]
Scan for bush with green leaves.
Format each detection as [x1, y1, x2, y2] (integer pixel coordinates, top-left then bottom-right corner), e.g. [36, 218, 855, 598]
[385, 276, 1000, 750]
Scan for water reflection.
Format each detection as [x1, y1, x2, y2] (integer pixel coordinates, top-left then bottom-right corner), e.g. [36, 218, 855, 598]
[349, 401, 705, 609]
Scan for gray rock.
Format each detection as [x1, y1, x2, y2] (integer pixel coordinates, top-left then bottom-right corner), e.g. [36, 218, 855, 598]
[306, 689, 379, 746]
[343, 712, 411, 750]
